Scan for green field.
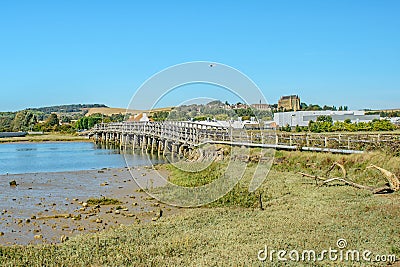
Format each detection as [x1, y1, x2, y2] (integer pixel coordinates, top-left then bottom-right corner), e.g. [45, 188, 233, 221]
[1, 150, 399, 266]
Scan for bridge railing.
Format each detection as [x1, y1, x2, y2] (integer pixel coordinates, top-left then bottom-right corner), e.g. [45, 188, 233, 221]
[90, 121, 231, 144]
[90, 122, 400, 154]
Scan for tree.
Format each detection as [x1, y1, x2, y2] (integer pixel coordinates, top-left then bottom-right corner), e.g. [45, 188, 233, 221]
[152, 111, 169, 121]
[45, 113, 59, 127]
[308, 116, 333, 133]
[316, 115, 333, 123]
[11, 110, 37, 131]
[281, 124, 292, 132]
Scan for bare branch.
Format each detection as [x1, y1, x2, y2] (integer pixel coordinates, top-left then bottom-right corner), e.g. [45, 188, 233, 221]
[299, 164, 398, 194]
[319, 177, 374, 191]
[297, 172, 326, 181]
[326, 162, 347, 179]
[367, 165, 400, 192]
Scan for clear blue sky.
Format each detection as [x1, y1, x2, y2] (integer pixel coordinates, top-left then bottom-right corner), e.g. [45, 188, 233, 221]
[0, 0, 399, 111]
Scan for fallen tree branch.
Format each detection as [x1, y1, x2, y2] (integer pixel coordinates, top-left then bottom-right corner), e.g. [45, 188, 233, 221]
[299, 164, 399, 194]
[319, 177, 374, 191]
[297, 172, 326, 181]
[367, 164, 400, 192]
[326, 162, 347, 178]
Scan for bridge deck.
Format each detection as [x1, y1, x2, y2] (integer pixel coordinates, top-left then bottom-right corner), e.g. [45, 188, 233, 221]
[89, 121, 400, 154]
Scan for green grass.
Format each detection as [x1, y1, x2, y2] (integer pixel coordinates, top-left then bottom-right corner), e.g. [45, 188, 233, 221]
[1, 150, 399, 266]
[86, 197, 122, 205]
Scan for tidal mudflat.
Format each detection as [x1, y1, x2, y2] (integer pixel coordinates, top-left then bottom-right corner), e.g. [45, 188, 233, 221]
[0, 166, 179, 245]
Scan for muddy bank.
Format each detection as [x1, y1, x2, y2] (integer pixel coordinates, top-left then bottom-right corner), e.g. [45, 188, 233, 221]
[0, 166, 181, 245]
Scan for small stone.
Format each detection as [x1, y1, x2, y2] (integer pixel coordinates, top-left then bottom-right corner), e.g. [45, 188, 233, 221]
[77, 226, 85, 231]
[25, 219, 31, 223]
[132, 202, 138, 206]
[95, 218, 102, 223]
[82, 202, 88, 207]
[34, 234, 43, 239]
[100, 182, 109, 186]
[0, 232, 4, 236]
[9, 180, 17, 186]
[114, 210, 120, 214]
[31, 215, 36, 219]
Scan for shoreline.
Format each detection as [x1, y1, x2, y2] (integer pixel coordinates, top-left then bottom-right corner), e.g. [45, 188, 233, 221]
[0, 133, 90, 144]
[0, 165, 179, 246]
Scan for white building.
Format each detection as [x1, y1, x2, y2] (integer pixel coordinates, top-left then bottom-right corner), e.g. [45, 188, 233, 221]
[193, 118, 260, 129]
[274, 110, 380, 127]
[389, 117, 400, 125]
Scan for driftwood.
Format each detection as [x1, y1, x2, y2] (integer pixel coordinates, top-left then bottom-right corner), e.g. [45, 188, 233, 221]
[367, 164, 400, 191]
[298, 162, 399, 194]
[326, 162, 347, 179]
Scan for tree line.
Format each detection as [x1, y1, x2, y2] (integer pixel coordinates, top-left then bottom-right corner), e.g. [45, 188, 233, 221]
[0, 110, 126, 133]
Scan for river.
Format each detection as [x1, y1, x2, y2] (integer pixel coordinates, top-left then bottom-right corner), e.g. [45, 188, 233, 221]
[0, 141, 164, 175]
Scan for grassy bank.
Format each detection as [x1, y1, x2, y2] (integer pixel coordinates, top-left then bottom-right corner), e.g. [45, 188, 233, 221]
[1, 150, 399, 266]
[0, 133, 89, 143]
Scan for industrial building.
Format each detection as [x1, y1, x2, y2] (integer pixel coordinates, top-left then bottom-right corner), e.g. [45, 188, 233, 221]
[274, 110, 380, 127]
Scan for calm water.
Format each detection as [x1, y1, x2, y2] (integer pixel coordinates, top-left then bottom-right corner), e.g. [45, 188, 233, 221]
[0, 142, 163, 174]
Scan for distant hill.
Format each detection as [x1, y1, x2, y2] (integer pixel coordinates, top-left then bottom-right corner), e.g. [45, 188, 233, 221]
[85, 107, 141, 116]
[28, 104, 108, 114]
[85, 107, 174, 116]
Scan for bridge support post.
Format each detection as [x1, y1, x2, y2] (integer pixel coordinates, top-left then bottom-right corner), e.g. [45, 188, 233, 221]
[142, 136, 146, 151]
[158, 140, 162, 155]
[163, 140, 168, 156]
[147, 136, 152, 151]
[132, 135, 137, 151]
[151, 138, 156, 152]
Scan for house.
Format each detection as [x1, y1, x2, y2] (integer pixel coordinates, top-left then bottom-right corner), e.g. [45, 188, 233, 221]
[128, 113, 152, 122]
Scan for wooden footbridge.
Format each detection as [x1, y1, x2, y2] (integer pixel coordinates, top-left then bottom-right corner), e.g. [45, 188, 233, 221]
[89, 121, 400, 155]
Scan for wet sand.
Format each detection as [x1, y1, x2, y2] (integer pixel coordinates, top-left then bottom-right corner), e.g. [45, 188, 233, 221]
[0, 166, 181, 245]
